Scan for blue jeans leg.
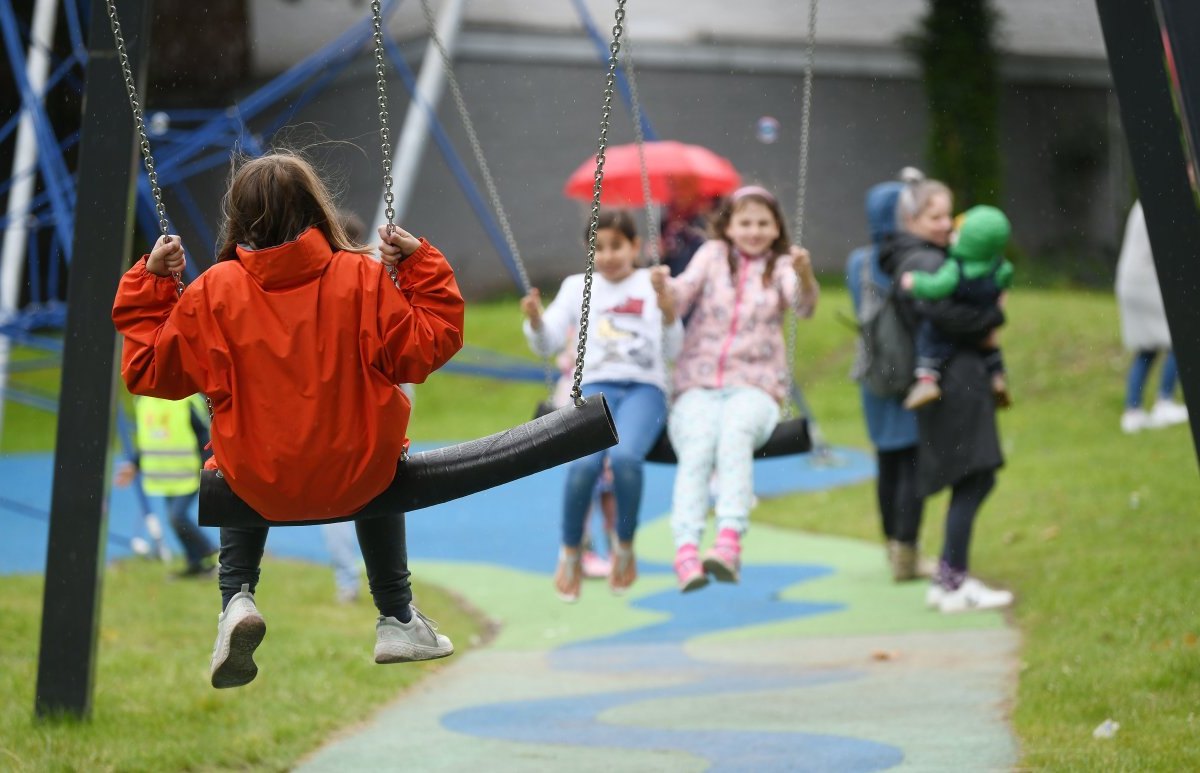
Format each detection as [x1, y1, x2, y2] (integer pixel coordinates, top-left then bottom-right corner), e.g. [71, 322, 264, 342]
[322, 522, 361, 596]
[561, 381, 667, 547]
[166, 493, 215, 568]
[1125, 350, 1157, 409]
[606, 382, 668, 543]
[1159, 350, 1179, 400]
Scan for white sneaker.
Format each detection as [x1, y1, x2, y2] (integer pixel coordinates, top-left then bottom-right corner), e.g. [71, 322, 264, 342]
[210, 583, 267, 689]
[1149, 399, 1189, 428]
[374, 606, 454, 664]
[938, 577, 1013, 614]
[925, 582, 945, 609]
[1120, 409, 1149, 434]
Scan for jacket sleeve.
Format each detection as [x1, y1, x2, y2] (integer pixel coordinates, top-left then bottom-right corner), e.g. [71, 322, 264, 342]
[112, 258, 213, 399]
[669, 239, 722, 317]
[996, 260, 1015, 290]
[909, 260, 960, 300]
[375, 239, 466, 385]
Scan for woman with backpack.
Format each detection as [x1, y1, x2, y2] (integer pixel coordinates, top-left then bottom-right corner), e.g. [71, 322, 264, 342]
[876, 170, 1013, 613]
[847, 177, 925, 582]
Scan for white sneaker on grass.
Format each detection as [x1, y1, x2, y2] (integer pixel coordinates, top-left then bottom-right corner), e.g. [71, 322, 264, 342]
[1149, 399, 1189, 428]
[210, 583, 267, 689]
[375, 606, 454, 664]
[925, 582, 946, 609]
[938, 578, 1013, 614]
[1121, 409, 1149, 434]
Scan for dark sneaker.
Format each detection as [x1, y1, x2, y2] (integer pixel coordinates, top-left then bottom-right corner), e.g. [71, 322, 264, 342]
[374, 606, 454, 664]
[991, 373, 1013, 409]
[210, 583, 266, 689]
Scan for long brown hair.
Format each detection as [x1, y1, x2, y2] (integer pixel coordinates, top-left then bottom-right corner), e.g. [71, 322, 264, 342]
[710, 189, 790, 286]
[215, 152, 370, 262]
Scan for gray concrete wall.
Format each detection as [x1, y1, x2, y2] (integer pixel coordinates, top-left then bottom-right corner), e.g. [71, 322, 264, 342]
[165, 51, 1128, 299]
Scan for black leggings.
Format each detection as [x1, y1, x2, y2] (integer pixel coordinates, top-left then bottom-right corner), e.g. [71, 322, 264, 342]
[940, 469, 996, 572]
[218, 512, 412, 619]
[876, 446, 924, 545]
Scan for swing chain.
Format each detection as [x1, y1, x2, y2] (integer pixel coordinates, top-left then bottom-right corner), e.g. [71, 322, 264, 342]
[622, 30, 659, 266]
[104, 0, 183, 297]
[370, 1, 401, 288]
[783, 0, 818, 419]
[417, 0, 531, 295]
[572, 0, 626, 408]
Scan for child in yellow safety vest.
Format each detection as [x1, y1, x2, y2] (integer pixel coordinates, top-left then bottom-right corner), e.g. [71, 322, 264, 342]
[115, 394, 217, 576]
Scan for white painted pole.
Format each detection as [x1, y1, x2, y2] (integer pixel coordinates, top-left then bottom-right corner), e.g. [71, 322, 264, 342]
[373, 0, 467, 230]
[0, 0, 60, 448]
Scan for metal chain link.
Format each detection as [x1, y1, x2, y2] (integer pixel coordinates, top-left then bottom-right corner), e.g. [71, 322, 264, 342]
[622, 30, 659, 266]
[783, 0, 818, 418]
[408, 0, 554, 390]
[370, 1, 402, 288]
[104, 0, 183, 296]
[417, 0, 531, 294]
[572, 0, 626, 407]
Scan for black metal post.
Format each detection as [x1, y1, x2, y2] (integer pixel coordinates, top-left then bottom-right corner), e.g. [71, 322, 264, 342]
[1095, 0, 1200, 464]
[34, 0, 153, 719]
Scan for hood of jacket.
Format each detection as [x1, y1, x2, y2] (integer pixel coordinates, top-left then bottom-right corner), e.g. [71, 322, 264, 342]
[950, 205, 1011, 264]
[865, 182, 904, 244]
[234, 226, 334, 290]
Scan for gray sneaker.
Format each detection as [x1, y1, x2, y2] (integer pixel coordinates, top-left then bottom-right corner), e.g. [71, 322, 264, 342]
[210, 583, 267, 689]
[374, 606, 454, 664]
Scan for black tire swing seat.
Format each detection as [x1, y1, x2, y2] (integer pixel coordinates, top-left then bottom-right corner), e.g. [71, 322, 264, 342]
[102, 0, 628, 529]
[199, 397, 616, 527]
[642, 417, 811, 464]
[533, 400, 811, 464]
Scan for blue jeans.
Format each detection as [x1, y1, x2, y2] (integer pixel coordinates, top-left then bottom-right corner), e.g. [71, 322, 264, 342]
[1126, 349, 1178, 409]
[322, 522, 362, 595]
[561, 381, 667, 547]
[165, 493, 216, 569]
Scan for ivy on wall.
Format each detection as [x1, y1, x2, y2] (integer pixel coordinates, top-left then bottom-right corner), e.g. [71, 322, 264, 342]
[908, 0, 1002, 208]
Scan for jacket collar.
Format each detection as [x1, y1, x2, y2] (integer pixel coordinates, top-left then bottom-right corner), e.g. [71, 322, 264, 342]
[235, 226, 333, 289]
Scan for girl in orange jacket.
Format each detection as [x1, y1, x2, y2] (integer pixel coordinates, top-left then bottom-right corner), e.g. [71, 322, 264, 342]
[112, 152, 466, 687]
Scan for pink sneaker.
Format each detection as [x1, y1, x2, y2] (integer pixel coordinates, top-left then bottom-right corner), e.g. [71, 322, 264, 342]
[581, 551, 612, 579]
[674, 544, 709, 593]
[703, 528, 742, 583]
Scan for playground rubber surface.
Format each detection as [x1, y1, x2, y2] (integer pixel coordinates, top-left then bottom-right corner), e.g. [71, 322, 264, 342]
[1, 449, 1018, 770]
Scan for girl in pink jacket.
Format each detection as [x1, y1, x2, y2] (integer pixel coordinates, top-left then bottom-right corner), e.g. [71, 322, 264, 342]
[651, 186, 819, 592]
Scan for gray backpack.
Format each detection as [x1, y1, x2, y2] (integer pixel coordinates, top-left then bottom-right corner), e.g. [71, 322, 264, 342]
[852, 253, 914, 398]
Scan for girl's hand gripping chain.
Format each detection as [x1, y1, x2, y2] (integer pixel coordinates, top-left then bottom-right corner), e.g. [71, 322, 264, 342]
[146, 235, 185, 278]
[377, 225, 422, 267]
[520, 287, 544, 330]
[649, 265, 676, 324]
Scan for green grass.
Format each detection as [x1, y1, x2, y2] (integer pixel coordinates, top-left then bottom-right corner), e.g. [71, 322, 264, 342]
[5, 283, 1200, 769]
[752, 284, 1200, 771]
[0, 559, 483, 772]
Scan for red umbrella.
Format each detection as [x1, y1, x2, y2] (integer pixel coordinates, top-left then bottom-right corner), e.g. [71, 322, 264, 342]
[563, 140, 741, 206]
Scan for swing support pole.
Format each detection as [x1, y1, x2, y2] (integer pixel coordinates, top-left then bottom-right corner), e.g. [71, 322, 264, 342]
[34, 0, 153, 719]
[373, 0, 467, 227]
[1095, 0, 1200, 463]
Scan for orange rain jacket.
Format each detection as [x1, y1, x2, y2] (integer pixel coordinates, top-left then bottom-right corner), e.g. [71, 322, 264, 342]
[112, 227, 465, 522]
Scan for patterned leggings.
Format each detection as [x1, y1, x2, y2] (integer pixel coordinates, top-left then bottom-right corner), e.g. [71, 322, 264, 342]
[668, 386, 780, 548]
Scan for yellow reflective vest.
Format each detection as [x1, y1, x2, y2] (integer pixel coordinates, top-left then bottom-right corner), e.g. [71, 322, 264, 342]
[134, 395, 207, 496]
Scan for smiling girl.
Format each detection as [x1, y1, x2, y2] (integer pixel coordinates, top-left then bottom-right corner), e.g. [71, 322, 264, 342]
[521, 210, 683, 601]
[650, 185, 819, 592]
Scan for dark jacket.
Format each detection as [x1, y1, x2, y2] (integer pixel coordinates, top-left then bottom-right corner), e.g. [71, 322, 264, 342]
[879, 231, 1005, 495]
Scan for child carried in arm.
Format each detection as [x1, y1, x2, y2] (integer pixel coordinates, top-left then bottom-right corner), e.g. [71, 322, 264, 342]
[900, 205, 1013, 410]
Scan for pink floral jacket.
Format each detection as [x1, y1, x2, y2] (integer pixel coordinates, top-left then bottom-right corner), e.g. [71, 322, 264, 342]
[668, 240, 818, 403]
